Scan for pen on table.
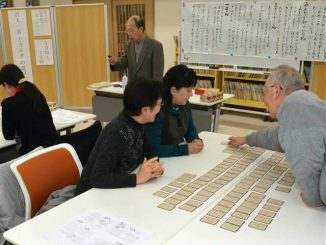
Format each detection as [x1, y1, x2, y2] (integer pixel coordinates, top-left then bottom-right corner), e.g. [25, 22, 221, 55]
[112, 84, 122, 88]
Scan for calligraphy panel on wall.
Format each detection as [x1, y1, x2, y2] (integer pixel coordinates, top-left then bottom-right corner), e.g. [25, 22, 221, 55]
[181, 0, 326, 69]
[1, 7, 58, 102]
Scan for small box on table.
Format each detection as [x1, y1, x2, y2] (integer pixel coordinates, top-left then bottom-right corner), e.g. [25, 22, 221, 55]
[199, 88, 223, 103]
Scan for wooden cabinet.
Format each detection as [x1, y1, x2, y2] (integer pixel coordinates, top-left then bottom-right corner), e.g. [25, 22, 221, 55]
[311, 62, 326, 100]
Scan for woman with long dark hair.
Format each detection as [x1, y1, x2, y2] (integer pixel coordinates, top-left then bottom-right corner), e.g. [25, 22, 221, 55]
[145, 64, 204, 157]
[0, 64, 58, 160]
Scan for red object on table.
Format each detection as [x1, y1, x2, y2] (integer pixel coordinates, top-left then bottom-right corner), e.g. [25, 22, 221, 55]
[194, 88, 205, 95]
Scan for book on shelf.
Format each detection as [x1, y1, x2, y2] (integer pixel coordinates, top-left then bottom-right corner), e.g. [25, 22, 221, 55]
[196, 79, 213, 88]
[223, 81, 263, 102]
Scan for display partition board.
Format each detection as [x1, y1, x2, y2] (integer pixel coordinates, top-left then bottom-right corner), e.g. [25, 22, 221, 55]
[55, 4, 108, 107]
[0, 4, 108, 107]
[0, 6, 58, 102]
[181, 0, 326, 70]
[0, 23, 3, 102]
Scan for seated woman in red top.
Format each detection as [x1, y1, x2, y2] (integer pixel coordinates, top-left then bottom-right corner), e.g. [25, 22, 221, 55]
[0, 64, 58, 160]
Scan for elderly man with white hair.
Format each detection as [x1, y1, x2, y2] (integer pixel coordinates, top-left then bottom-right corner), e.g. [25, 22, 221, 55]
[228, 65, 326, 207]
[109, 15, 164, 83]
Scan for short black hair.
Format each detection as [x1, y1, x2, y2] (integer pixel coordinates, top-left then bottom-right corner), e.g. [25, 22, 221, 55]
[123, 78, 162, 116]
[163, 64, 197, 104]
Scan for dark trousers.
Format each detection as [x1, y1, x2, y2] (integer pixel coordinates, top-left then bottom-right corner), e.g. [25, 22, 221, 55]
[0, 121, 102, 166]
[60, 121, 102, 167]
[0, 145, 19, 164]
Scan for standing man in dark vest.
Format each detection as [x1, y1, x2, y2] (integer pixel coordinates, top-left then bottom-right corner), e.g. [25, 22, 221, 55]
[109, 15, 164, 83]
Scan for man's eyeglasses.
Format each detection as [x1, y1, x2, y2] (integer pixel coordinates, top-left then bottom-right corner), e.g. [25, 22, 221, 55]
[259, 83, 276, 96]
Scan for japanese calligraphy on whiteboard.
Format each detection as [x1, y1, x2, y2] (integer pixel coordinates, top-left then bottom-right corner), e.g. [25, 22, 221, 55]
[181, 0, 326, 64]
[8, 10, 33, 82]
[34, 39, 54, 65]
[31, 9, 51, 36]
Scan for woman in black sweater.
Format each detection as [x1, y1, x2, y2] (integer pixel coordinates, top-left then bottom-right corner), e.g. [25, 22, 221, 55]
[0, 64, 58, 160]
[75, 79, 164, 195]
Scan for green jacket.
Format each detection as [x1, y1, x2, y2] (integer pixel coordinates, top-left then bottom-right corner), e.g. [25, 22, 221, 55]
[145, 103, 199, 157]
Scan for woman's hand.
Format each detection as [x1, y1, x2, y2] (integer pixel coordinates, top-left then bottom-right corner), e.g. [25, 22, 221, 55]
[188, 139, 204, 154]
[136, 157, 164, 184]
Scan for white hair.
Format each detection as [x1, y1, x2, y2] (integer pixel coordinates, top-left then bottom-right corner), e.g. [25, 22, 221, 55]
[267, 65, 305, 94]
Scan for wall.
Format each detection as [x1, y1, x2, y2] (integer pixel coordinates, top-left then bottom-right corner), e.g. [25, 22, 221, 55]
[13, 0, 72, 6]
[154, 0, 180, 74]
[29, 0, 180, 76]
[12, 0, 25, 6]
[39, 0, 72, 5]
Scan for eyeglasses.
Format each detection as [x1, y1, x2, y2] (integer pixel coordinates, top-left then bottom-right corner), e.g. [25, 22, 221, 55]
[260, 83, 276, 96]
[156, 101, 164, 107]
[126, 27, 138, 34]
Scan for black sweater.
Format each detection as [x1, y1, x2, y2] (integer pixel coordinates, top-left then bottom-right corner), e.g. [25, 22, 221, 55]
[75, 111, 155, 195]
[1, 92, 58, 154]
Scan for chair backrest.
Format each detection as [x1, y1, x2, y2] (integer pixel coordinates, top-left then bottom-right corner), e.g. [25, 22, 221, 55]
[10, 143, 82, 220]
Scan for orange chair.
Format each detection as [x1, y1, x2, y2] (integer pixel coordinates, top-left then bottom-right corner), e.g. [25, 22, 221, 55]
[10, 143, 82, 220]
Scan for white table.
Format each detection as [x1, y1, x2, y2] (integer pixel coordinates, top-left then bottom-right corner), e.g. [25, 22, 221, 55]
[4, 132, 326, 245]
[51, 109, 96, 133]
[0, 136, 15, 149]
[0, 109, 96, 149]
[90, 82, 234, 132]
[188, 92, 234, 132]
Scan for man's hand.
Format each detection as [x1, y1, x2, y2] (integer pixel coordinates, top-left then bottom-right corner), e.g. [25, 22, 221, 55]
[188, 139, 204, 154]
[228, 136, 246, 146]
[136, 157, 163, 185]
[108, 56, 118, 66]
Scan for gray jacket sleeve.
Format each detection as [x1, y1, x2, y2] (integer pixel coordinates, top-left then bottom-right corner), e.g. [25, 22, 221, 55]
[278, 102, 326, 206]
[246, 127, 284, 152]
[36, 185, 76, 216]
[152, 41, 164, 82]
[0, 162, 25, 244]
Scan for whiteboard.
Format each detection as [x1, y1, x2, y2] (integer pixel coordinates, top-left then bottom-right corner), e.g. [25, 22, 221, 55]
[181, 0, 326, 69]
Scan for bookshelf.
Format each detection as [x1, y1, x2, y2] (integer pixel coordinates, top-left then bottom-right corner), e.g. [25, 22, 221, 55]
[196, 68, 220, 89]
[177, 59, 312, 117]
[311, 62, 326, 101]
[179, 63, 222, 90]
[221, 66, 269, 111]
[176, 41, 314, 117]
[221, 63, 312, 114]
